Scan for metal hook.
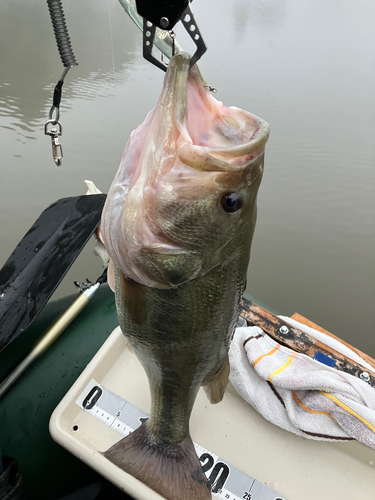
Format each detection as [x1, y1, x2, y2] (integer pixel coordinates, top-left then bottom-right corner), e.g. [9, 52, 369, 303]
[49, 104, 60, 122]
[45, 67, 72, 167]
[51, 136, 63, 167]
[44, 120, 63, 166]
[169, 30, 176, 57]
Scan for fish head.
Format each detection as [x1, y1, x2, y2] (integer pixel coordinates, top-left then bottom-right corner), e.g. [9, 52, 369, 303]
[102, 53, 269, 288]
[149, 150, 265, 285]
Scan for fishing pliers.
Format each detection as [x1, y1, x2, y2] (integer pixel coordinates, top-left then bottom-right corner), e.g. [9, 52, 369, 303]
[119, 0, 207, 71]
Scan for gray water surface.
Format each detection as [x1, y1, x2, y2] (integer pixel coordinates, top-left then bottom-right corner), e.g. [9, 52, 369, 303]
[1, 0, 374, 355]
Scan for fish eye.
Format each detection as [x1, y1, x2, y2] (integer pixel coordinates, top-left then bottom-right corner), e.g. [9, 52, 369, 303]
[221, 192, 242, 213]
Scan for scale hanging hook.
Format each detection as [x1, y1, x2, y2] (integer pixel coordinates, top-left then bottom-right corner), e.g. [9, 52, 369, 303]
[44, 119, 63, 166]
[45, 0, 78, 166]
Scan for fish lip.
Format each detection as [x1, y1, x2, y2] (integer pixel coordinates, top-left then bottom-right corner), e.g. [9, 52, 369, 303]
[180, 118, 270, 170]
[210, 117, 270, 157]
[159, 51, 191, 133]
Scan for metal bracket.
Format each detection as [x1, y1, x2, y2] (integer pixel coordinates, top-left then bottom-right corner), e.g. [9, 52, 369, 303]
[135, 0, 189, 30]
[44, 119, 63, 166]
[138, 1, 206, 71]
[240, 297, 375, 388]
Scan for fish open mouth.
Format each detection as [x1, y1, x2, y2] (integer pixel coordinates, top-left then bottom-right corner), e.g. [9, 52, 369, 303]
[164, 52, 270, 173]
[101, 52, 270, 288]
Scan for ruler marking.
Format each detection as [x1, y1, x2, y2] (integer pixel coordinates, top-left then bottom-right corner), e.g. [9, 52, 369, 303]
[75, 379, 287, 500]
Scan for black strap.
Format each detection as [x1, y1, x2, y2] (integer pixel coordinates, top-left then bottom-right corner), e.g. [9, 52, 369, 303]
[53, 79, 64, 109]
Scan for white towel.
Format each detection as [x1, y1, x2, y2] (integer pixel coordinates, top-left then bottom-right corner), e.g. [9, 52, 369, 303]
[229, 316, 375, 448]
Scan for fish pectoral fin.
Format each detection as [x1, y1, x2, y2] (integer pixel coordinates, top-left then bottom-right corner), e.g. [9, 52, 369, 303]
[102, 423, 211, 500]
[203, 354, 230, 404]
[138, 246, 203, 287]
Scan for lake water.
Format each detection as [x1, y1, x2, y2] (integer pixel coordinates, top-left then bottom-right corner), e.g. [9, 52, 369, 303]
[1, 0, 374, 356]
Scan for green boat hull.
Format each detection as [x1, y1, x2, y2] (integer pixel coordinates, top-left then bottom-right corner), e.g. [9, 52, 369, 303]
[0, 286, 273, 499]
[0, 286, 119, 499]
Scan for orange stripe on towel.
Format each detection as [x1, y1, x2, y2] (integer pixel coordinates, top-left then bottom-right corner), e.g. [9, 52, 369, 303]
[320, 392, 375, 433]
[292, 391, 337, 423]
[253, 345, 280, 367]
[269, 352, 296, 383]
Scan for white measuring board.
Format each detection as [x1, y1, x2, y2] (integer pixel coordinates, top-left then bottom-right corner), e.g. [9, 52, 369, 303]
[76, 378, 287, 500]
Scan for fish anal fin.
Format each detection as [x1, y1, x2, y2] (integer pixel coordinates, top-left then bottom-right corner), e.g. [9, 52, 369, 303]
[203, 355, 230, 404]
[102, 423, 211, 500]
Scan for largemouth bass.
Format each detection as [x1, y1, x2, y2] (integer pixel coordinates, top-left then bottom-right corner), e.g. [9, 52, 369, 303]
[101, 52, 269, 499]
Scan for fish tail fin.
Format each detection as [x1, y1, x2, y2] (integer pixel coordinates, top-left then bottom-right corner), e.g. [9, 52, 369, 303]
[102, 423, 211, 500]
